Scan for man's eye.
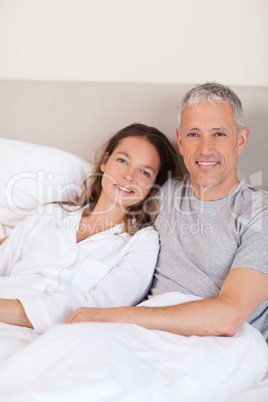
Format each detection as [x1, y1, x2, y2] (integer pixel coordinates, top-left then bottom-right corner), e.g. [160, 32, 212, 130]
[118, 158, 126, 164]
[187, 132, 198, 137]
[215, 132, 226, 137]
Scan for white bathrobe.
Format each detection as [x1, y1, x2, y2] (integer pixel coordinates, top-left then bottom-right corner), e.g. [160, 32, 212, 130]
[0, 205, 159, 333]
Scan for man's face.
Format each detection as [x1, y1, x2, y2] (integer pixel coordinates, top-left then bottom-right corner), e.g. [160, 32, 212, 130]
[177, 102, 249, 200]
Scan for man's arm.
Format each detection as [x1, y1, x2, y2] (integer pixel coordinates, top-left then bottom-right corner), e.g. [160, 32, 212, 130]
[66, 268, 268, 337]
[0, 299, 33, 328]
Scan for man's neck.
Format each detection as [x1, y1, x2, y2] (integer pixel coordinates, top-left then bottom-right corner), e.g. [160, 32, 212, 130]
[191, 180, 240, 201]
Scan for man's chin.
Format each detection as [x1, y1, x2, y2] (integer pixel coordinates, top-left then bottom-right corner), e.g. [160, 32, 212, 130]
[191, 175, 218, 189]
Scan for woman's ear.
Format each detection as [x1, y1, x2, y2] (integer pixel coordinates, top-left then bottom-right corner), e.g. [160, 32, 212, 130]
[237, 127, 250, 154]
[100, 152, 109, 172]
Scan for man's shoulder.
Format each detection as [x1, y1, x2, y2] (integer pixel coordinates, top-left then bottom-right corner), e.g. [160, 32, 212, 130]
[241, 181, 268, 195]
[237, 182, 268, 210]
[230, 183, 268, 231]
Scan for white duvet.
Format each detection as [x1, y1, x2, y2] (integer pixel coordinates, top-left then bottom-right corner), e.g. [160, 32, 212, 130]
[0, 292, 267, 402]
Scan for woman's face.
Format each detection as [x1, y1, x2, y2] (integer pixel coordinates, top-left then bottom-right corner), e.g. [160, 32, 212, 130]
[100, 136, 161, 211]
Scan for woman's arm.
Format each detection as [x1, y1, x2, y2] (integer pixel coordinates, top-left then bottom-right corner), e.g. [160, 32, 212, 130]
[0, 299, 33, 328]
[80, 228, 159, 307]
[18, 227, 159, 333]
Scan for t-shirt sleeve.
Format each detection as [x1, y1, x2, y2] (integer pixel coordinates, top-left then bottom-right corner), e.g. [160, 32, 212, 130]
[231, 205, 268, 275]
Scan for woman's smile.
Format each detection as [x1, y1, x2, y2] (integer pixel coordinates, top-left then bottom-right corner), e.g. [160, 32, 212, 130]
[114, 183, 135, 194]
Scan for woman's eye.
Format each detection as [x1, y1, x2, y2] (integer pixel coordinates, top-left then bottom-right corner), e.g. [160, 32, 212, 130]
[141, 170, 150, 178]
[118, 158, 126, 164]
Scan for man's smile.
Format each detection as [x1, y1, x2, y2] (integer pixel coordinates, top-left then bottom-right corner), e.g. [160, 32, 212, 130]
[196, 161, 219, 167]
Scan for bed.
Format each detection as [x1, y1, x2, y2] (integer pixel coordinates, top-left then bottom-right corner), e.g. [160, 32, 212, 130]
[0, 80, 267, 401]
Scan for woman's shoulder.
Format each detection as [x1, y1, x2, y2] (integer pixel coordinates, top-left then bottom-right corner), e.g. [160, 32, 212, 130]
[132, 225, 159, 242]
[119, 225, 159, 256]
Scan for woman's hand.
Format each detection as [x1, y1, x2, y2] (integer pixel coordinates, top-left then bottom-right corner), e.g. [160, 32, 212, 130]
[0, 299, 33, 328]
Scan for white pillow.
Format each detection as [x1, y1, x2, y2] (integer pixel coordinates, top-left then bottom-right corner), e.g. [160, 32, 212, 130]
[0, 137, 93, 228]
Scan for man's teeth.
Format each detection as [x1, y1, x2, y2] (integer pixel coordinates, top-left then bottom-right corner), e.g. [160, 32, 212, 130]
[116, 184, 133, 193]
[197, 162, 218, 165]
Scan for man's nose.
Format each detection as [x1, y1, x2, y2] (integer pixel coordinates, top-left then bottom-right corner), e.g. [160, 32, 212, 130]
[198, 137, 214, 155]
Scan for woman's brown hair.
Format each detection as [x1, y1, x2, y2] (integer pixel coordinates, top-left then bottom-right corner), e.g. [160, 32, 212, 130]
[61, 123, 182, 235]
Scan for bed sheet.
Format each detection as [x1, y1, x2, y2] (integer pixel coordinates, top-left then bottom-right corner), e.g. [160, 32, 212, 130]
[228, 372, 268, 402]
[0, 292, 267, 402]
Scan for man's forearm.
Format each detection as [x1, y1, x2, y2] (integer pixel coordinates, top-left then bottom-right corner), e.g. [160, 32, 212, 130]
[66, 298, 240, 337]
[114, 299, 236, 336]
[66, 268, 268, 337]
[0, 299, 33, 328]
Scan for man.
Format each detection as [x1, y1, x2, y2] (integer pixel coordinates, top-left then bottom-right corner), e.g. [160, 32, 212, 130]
[67, 82, 268, 343]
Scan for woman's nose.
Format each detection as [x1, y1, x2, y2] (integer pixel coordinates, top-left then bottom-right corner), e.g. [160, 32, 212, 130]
[123, 167, 135, 182]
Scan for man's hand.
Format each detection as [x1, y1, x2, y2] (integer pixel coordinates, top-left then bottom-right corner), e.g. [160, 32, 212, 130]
[66, 307, 111, 324]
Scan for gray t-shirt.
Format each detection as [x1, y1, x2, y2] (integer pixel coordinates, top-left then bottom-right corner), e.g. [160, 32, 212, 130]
[150, 176, 268, 342]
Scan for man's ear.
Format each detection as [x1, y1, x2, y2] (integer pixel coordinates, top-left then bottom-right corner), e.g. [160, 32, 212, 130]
[100, 152, 109, 172]
[237, 127, 250, 154]
[176, 128, 184, 156]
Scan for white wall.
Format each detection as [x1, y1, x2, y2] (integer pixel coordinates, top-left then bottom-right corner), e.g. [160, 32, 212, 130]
[0, 0, 267, 86]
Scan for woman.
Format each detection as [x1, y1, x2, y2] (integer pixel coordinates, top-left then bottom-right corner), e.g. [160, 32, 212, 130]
[0, 123, 182, 333]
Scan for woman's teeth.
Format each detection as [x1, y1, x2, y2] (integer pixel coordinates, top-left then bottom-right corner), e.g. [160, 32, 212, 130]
[116, 184, 133, 193]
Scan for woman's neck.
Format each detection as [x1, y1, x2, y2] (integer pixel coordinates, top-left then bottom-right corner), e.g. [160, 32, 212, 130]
[91, 197, 125, 226]
[76, 201, 125, 243]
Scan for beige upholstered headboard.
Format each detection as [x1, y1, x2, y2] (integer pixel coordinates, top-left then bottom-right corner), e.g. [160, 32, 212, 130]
[0, 80, 267, 190]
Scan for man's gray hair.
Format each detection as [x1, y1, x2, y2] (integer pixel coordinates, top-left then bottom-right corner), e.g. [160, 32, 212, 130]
[177, 82, 245, 134]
